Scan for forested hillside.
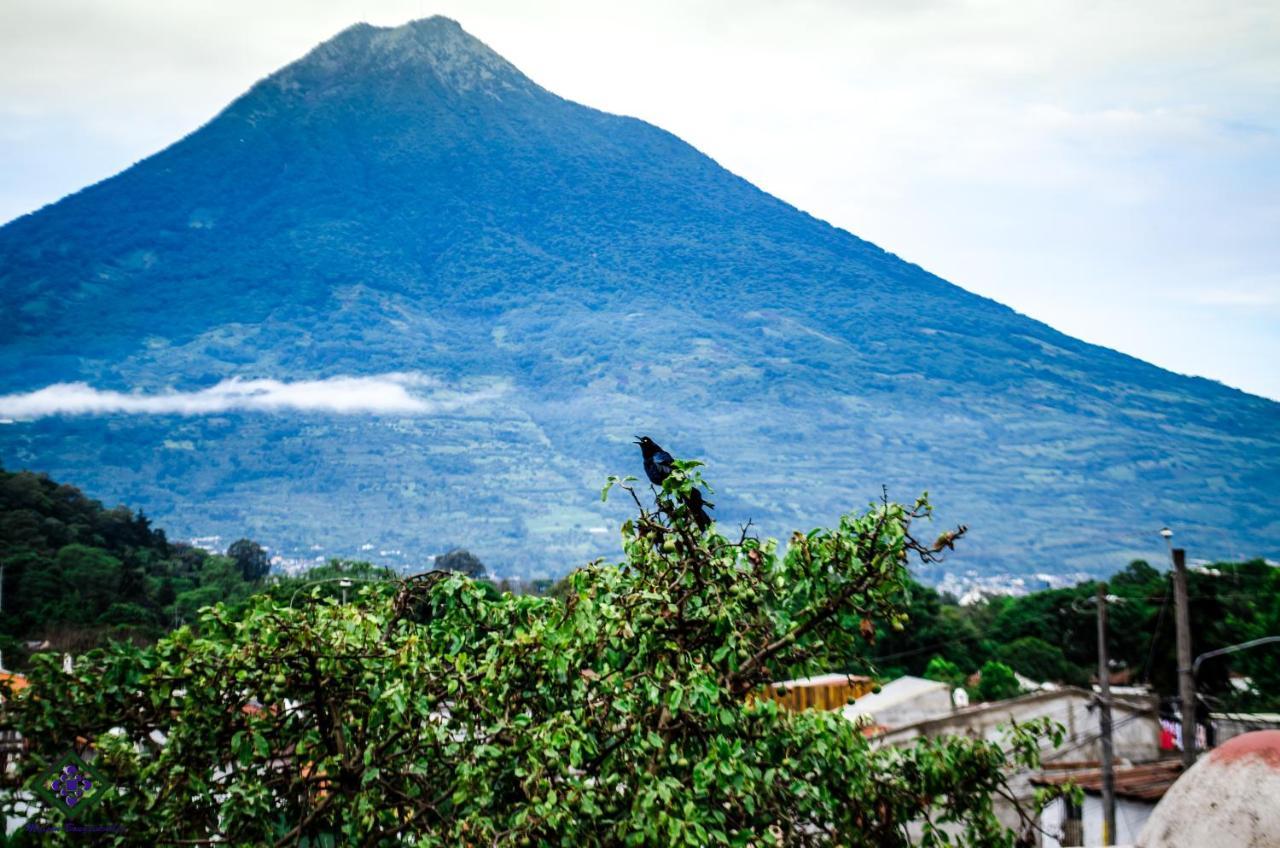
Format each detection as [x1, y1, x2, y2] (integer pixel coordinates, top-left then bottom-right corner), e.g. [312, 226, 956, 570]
[0, 467, 266, 666]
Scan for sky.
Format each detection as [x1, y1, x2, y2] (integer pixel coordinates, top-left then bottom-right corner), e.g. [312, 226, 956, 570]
[3, 0, 1278, 400]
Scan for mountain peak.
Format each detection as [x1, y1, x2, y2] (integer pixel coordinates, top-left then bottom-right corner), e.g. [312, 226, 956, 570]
[277, 16, 537, 97]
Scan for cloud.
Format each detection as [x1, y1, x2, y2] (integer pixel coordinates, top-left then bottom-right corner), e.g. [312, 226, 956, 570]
[0, 373, 508, 419]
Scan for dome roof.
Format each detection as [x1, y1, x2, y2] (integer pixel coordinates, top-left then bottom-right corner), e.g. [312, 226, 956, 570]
[1139, 731, 1280, 847]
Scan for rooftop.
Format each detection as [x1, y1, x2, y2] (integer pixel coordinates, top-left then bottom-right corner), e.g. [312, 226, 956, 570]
[1032, 759, 1184, 803]
[841, 675, 950, 722]
[0, 671, 29, 698]
[770, 673, 872, 689]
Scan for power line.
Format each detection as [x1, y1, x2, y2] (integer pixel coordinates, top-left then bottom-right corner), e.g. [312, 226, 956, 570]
[1139, 579, 1171, 685]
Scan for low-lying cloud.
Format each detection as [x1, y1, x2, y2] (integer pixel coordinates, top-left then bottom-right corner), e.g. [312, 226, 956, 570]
[0, 373, 508, 418]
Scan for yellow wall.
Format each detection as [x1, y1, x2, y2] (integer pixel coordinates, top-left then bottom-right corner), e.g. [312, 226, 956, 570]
[759, 677, 875, 712]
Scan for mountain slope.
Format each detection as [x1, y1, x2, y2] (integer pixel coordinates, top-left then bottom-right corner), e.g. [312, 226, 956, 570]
[1, 17, 1276, 578]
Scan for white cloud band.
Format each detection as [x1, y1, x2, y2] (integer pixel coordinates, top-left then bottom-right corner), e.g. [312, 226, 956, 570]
[0, 373, 507, 418]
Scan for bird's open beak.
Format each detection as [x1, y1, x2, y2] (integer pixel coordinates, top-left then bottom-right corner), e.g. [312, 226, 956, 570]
[632, 435, 642, 444]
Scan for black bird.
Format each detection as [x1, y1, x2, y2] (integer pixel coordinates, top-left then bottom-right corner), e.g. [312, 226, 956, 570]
[634, 436, 713, 531]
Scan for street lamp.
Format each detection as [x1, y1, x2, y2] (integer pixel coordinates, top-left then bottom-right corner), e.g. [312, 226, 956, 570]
[1159, 526, 1175, 566]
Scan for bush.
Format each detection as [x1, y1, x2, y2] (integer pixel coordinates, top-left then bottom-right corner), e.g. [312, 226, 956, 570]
[2, 468, 1065, 844]
[974, 660, 1022, 702]
[923, 655, 966, 689]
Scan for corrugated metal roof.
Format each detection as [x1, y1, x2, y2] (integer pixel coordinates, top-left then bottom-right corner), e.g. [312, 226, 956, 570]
[1212, 712, 1280, 724]
[1032, 759, 1183, 802]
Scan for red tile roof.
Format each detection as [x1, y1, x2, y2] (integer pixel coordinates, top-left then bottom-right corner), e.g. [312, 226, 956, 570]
[0, 672, 28, 697]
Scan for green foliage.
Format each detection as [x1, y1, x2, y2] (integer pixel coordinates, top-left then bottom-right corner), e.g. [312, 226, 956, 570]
[1, 478, 1064, 845]
[435, 548, 487, 578]
[974, 661, 1022, 703]
[227, 538, 270, 582]
[0, 468, 263, 665]
[867, 558, 1280, 711]
[867, 581, 989, 679]
[995, 637, 1086, 688]
[923, 656, 965, 690]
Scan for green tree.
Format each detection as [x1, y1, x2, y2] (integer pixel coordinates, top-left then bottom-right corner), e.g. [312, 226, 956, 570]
[923, 655, 965, 689]
[57, 544, 123, 619]
[974, 660, 1022, 702]
[435, 547, 486, 578]
[198, 555, 251, 596]
[996, 636, 1086, 686]
[868, 580, 989, 678]
[227, 538, 270, 582]
[2, 471, 1066, 844]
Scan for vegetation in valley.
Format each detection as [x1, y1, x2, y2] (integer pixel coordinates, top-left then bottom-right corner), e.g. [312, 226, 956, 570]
[1, 469, 1070, 845]
[4, 463, 1276, 717]
[0, 468, 415, 671]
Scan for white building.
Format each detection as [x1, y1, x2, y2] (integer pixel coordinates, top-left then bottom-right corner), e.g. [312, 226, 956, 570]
[873, 686, 1162, 840]
[874, 687, 1160, 763]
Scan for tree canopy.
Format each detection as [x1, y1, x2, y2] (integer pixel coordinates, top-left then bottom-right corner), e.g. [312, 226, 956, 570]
[435, 548, 487, 579]
[228, 538, 271, 582]
[868, 558, 1280, 712]
[0, 469, 269, 665]
[974, 662, 1021, 703]
[2, 468, 1064, 845]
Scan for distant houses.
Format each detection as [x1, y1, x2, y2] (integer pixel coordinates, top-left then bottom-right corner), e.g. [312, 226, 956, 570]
[768, 671, 1172, 843]
[0, 667, 27, 778]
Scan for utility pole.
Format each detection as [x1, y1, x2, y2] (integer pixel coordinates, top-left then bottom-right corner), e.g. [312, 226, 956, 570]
[1172, 547, 1197, 769]
[1096, 582, 1117, 845]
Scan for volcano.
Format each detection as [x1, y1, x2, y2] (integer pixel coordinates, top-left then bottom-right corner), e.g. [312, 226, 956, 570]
[1, 17, 1276, 577]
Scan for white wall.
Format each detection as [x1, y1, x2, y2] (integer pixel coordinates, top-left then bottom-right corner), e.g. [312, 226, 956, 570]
[879, 689, 1160, 764]
[1039, 795, 1152, 847]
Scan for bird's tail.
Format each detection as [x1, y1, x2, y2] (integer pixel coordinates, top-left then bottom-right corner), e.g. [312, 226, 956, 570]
[685, 488, 713, 532]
